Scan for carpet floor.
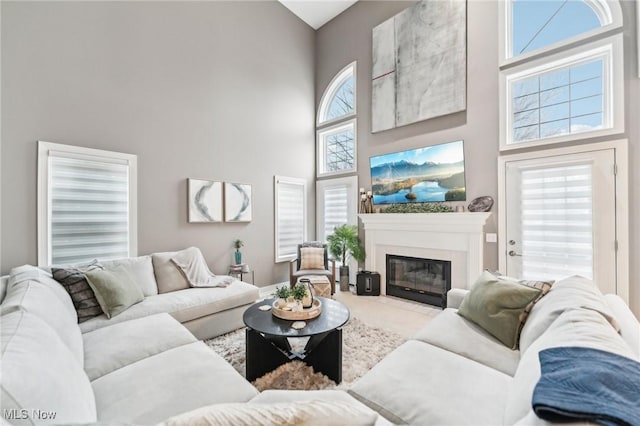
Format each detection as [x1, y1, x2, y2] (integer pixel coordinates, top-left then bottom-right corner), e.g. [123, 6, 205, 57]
[204, 317, 405, 390]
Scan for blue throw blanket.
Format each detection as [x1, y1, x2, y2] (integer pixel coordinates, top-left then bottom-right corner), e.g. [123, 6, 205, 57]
[533, 346, 640, 426]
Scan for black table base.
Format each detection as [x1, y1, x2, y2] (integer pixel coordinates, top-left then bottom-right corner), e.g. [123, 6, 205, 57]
[245, 327, 343, 383]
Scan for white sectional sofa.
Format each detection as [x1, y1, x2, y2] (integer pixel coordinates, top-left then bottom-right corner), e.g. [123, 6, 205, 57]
[349, 276, 640, 425]
[2, 251, 639, 425]
[0, 252, 388, 425]
[0, 249, 264, 425]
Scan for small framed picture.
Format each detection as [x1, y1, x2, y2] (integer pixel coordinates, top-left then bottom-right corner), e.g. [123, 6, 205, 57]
[225, 182, 252, 222]
[188, 179, 223, 223]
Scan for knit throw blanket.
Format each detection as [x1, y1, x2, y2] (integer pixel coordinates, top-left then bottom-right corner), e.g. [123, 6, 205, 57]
[532, 346, 640, 426]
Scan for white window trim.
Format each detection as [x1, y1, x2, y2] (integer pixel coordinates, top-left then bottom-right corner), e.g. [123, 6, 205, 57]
[317, 61, 357, 128]
[37, 141, 138, 266]
[274, 175, 307, 263]
[315, 175, 359, 242]
[497, 139, 629, 303]
[499, 0, 622, 66]
[637, 0, 640, 78]
[317, 118, 357, 178]
[499, 34, 624, 151]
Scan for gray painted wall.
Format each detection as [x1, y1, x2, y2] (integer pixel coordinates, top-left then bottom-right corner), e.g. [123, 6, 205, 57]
[1, 1, 316, 285]
[317, 0, 500, 272]
[316, 0, 640, 314]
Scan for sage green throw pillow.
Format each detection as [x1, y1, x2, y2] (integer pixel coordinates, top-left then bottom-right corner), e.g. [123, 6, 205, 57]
[85, 266, 144, 319]
[458, 271, 550, 349]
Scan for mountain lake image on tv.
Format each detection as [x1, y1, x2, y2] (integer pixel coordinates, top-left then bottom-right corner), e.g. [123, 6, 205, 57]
[370, 140, 466, 204]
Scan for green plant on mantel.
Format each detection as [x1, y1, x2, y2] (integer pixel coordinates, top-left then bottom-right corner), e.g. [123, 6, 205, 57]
[381, 203, 454, 214]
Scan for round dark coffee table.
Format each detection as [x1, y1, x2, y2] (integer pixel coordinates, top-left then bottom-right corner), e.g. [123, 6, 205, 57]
[243, 297, 350, 383]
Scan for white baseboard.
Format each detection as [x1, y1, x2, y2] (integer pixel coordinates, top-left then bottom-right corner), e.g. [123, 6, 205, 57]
[258, 282, 287, 298]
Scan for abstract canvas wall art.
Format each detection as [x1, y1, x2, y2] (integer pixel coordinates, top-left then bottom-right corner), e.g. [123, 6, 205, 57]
[372, 0, 467, 133]
[188, 179, 222, 223]
[225, 182, 252, 222]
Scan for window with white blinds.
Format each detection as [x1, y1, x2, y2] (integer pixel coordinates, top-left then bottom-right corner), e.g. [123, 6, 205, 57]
[316, 176, 358, 243]
[520, 163, 593, 280]
[322, 186, 348, 241]
[38, 141, 137, 266]
[274, 176, 306, 262]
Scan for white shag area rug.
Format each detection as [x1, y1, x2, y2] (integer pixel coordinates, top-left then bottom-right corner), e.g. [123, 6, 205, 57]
[204, 317, 405, 390]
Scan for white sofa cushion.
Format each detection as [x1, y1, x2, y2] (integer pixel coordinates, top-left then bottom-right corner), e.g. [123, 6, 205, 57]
[6, 265, 73, 311]
[101, 255, 158, 296]
[1, 310, 97, 425]
[349, 340, 511, 425]
[1, 266, 83, 365]
[160, 399, 378, 426]
[152, 249, 192, 293]
[605, 294, 640, 357]
[250, 390, 393, 426]
[91, 341, 258, 424]
[0, 276, 7, 303]
[83, 313, 197, 381]
[413, 308, 521, 376]
[78, 281, 258, 333]
[503, 307, 636, 425]
[519, 275, 619, 354]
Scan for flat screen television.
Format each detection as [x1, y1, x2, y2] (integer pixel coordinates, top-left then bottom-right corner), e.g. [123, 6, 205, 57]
[370, 140, 466, 205]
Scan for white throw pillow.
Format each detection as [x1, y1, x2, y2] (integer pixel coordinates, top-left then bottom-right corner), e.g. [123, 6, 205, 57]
[300, 247, 325, 270]
[152, 249, 192, 294]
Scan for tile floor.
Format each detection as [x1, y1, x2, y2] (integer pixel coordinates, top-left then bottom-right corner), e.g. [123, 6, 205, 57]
[333, 287, 442, 338]
[259, 284, 442, 339]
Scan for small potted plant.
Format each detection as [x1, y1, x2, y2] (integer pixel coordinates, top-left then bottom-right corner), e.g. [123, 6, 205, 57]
[233, 239, 244, 265]
[327, 224, 365, 291]
[290, 283, 307, 312]
[274, 285, 290, 308]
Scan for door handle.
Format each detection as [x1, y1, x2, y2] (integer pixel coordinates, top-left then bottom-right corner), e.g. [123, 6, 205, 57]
[508, 250, 522, 257]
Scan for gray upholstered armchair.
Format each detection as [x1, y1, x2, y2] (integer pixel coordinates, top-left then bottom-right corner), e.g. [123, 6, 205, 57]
[289, 242, 336, 294]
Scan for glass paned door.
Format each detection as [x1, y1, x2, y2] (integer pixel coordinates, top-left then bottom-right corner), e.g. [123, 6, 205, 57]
[504, 149, 616, 294]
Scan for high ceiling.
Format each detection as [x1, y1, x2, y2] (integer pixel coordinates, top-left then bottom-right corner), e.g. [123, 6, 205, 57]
[278, 0, 358, 30]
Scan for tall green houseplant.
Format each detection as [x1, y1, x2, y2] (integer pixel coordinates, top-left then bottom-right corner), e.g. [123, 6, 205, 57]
[327, 224, 365, 291]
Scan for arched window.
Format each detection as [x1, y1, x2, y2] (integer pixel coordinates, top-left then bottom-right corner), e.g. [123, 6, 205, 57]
[499, 0, 623, 150]
[318, 62, 355, 125]
[503, 0, 622, 61]
[317, 62, 356, 176]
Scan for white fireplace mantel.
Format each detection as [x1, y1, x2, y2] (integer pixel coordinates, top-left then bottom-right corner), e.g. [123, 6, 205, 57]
[359, 212, 492, 293]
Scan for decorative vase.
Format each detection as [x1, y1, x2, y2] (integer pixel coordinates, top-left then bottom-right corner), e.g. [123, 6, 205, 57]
[340, 266, 349, 291]
[299, 278, 314, 308]
[234, 251, 242, 265]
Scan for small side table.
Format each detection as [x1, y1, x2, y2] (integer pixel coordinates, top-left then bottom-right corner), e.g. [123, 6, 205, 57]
[228, 267, 255, 285]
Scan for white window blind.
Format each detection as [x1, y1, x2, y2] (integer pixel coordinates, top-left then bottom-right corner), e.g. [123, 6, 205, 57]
[316, 175, 358, 245]
[520, 163, 593, 281]
[322, 186, 349, 242]
[38, 141, 137, 266]
[275, 176, 306, 262]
